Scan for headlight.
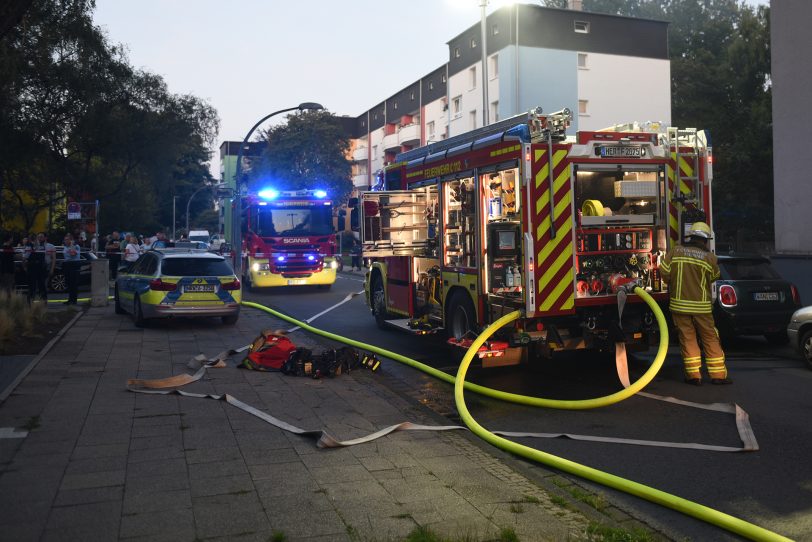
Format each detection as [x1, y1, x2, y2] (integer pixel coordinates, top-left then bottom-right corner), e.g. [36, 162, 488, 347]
[330, 260, 339, 269]
[251, 262, 270, 272]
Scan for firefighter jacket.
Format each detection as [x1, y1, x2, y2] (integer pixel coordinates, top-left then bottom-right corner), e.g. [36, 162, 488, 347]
[659, 243, 720, 314]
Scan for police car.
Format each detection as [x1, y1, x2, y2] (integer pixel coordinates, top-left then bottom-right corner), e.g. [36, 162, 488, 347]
[114, 248, 241, 326]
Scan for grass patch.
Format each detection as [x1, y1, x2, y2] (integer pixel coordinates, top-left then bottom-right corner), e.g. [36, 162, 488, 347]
[22, 416, 40, 431]
[499, 528, 520, 542]
[519, 495, 540, 504]
[550, 494, 571, 509]
[269, 531, 287, 542]
[568, 487, 608, 512]
[549, 476, 571, 488]
[509, 503, 524, 514]
[586, 522, 654, 542]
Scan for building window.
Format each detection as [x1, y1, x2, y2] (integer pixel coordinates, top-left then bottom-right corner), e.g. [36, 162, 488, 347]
[492, 23, 499, 36]
[470, 110, 478, 129]
[574, 20, 590, 33]
[372, 145, 378, 160]
[454, 46, 461, 58]
[578, 53, 588, 68]
[429, 81, 434, 91]
[471, 37, 477, 48]
[427, 121, 435, 139]
[410, 90, 415, 100]
[579, 100, 588, 115]
[394, 101, 398, 110]
[442, 74, 447, 83]
[452, 96, 462, 116]
[489, 54, 498, 78]
[490, 101, 499, 122]
[373, 113, 378, 121]
[469, 66, 477, 89]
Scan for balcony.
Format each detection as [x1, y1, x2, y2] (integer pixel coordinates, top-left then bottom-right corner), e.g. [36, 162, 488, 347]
[352, 173, 369, 188]
[352, 146, 368, 162]
[398, 123, 420, 146]
[383, 132, 400, 153]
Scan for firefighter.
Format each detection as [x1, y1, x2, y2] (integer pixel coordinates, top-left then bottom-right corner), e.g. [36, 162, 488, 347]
[660, 222, 731, 386]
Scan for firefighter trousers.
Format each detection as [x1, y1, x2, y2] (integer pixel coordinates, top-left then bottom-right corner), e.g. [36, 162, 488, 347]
[672, 312, 727, 381]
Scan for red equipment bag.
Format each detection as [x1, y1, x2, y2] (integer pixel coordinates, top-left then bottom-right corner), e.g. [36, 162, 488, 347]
[240, 330, 296, 371]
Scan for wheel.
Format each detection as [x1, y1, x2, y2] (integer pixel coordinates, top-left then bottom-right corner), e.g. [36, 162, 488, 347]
[114, 286, 125, 315]
[446, 291, 477, 340]
[318, 284, 332, 291]
[49, 273, 67, 293]
[765, 331, 789, 346]
[802, 329, 812, 370]
[243, 271, 255, 293]
[221, 314, 239, 325]
[133, 295, 146, 327]
[370, 275, 389, 329]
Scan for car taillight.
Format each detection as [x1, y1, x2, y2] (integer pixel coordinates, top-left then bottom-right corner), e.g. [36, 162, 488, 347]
[149, 278, 177, 291]
[221, 279, 241, 290]
[791, 284, 801, 306]
[719, 284, 737, 307]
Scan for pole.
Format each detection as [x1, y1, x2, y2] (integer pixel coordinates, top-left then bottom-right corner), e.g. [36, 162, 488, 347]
[186, 186, 208, 238]
[172, 196, 177, 241]
[230, 102, 324, 276]
[480, 0, 489, 127]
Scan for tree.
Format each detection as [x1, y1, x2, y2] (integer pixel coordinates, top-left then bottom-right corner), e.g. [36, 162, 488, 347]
[541, 0, 772, 246]
[247, 110, 352, 204]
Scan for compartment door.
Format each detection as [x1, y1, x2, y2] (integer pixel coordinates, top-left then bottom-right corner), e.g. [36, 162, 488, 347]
[528, 145, 576, 316]
[360, 191, 428, 257]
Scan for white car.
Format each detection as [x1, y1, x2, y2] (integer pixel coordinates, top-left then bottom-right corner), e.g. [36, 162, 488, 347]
[788, 306, 812, 370]
[209, 234, 226, 250]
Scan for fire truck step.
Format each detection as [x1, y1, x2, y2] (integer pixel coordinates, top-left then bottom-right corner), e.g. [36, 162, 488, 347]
[386, 318, 441, 335]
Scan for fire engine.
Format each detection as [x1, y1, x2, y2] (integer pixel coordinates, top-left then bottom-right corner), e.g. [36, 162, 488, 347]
[240, 189, 340, 290]
[361, 107, 712, 365]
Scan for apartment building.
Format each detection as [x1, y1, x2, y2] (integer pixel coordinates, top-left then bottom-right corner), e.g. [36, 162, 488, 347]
[350, 3, 671, 190]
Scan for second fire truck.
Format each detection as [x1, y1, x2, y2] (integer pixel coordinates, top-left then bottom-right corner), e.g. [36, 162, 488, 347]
[240, 189, 340, 290]
[361, 107, 712, 365]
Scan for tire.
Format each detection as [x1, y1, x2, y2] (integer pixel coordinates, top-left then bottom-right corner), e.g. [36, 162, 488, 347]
[802, 329, 812, 371]
[446, 291, 477, 340]
[243, 271, 256, 293]
[114, 286, 125, 315]
[318, 284, 332, 291]
[49, 273, 67, 293]
[222, 314, 239, 325]
[370, 275, 389, 329]
[765, 331, 790, 346]
[133, 295, 146, 328]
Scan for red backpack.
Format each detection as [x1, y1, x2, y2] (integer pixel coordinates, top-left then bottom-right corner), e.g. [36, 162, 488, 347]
[240, 331, 296, 371]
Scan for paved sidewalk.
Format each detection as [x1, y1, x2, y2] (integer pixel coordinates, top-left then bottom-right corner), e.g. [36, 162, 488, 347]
[0, 303, 638, 541]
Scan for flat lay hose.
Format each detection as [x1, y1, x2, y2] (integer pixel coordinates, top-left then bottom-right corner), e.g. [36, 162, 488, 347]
[244, 287, 788, 541]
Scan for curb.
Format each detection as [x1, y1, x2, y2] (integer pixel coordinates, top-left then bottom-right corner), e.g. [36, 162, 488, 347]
[0, 308, 85, 403]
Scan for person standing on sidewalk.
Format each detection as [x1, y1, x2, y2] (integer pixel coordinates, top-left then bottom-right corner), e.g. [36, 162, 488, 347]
[62, 234, 82, 305]
[1, 233, 16, 294]
[106, 231, 122, 280]
[660, 221, 731, 386]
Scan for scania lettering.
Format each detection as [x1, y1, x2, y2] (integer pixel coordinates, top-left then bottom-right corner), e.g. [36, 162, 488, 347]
[361, 107, 712, 366]
[239, 189, 339, 290]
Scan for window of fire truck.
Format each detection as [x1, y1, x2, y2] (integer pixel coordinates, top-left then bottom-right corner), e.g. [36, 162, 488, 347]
[251, 205, 333, 237]
[484, 168, 519, 221]
[574, 166, 663, 226]
[443, 177, 477, 268]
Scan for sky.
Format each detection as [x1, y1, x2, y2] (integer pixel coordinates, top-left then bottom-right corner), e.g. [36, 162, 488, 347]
[92, 0, 769, 175]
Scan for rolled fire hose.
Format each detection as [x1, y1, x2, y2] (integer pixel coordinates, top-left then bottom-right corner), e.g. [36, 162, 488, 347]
[582, 199, 604, 217]
[243, 288, 789, 541]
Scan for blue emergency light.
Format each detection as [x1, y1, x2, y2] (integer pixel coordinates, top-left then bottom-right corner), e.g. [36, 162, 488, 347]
[314, 190, 328, 198]
[258, 189, 279, 200]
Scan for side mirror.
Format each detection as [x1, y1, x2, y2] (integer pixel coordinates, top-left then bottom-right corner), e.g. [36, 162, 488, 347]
[338, 209, 347, 230]
[348, 197, 359, 208]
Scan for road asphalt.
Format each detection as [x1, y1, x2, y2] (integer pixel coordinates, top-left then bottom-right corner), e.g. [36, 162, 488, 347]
[0, 294, 664, 541]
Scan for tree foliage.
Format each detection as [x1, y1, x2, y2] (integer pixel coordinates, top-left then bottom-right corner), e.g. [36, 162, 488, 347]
[0, 0, 219, 237]
[246, 110, 352, 205]
[542, 0, 772, 245]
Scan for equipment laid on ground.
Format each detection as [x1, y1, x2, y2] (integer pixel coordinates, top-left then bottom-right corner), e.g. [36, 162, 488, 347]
[361, 107, 713, 364]
[237, 189, 340, 291]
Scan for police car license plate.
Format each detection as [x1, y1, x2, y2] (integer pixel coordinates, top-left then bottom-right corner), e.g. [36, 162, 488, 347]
[287, 279, 306, 285]
[600, 145, 642, 157]
[753, 292, 779, 301]
[185, 284, 215, 293]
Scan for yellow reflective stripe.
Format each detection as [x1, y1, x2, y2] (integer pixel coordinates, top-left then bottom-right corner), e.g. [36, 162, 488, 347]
[660, 260, 671, 272]
[706, 357, 726, 362]
[671, 257, 714, 274]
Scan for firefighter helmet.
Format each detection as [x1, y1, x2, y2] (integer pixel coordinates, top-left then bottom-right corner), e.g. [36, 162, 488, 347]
[687, 221, 712, 240]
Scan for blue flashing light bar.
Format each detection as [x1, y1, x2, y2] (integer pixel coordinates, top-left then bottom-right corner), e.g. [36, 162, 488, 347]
[314, 190, 328, 199]
[258, 189, 279, 200]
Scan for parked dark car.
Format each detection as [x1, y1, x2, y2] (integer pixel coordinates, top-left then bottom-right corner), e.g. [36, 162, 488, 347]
[713, 254, 801, 344]
[15, 247, 98, 293]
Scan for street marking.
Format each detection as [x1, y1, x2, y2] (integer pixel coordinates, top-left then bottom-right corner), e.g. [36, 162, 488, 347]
[0, 427, 28, 439]
[286, 289, 365, 333]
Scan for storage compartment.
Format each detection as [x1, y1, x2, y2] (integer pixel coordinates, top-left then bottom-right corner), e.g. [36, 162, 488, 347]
[361, 190, 431, 257]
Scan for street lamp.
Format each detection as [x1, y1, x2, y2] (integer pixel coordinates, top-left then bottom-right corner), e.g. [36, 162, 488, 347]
[186, 185, 210, 238]
[480, 0, 489, 127]
[230, 102, 324, 275]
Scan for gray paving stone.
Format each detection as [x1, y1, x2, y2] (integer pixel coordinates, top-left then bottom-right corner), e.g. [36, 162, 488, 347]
[266, 507, 347, 539]
[125, 457, 187, 478]
[190, 473, 255, 498]
[53, 485, 124, 506]
[187, 457, 248, 479]
[43, 501, 121, 541]
[127, 444, 185, 463]
[71, 442, 129, 460]
[184, 445, 243, 465]
[60, 469, 125, 491]
[122, 488, 192, 515]
[119, 507, 195, 539]
[308, 464, 375, 485]
[65, 455, 127, 475]
[193, 502, 272, 539]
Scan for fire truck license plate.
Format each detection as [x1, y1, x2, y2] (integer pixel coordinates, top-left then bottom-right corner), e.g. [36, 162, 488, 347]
[600, 145, 642, 157]
[287, 279, 307, 285]
[754, 292, 779, 301]
[185, 284, 215, 293]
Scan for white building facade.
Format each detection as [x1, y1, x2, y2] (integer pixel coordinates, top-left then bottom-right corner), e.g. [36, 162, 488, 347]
[350, 3, 671, 190]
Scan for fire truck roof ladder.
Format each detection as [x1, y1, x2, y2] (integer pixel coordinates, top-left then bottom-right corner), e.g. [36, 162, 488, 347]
[396, 107, 571, 164]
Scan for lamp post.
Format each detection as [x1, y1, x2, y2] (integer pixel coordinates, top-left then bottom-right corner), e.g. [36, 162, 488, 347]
[230, 102, 324, 275]
[479, 0, 489, 127]
[186, 185, 209, 238]
[172, 196, 178, 241]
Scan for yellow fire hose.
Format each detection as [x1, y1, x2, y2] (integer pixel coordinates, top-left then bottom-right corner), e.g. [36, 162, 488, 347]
[242, 288, 789, 541]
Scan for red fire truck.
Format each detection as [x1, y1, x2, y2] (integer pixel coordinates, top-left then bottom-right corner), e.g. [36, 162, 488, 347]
[240, 189, 340, 290]
[361, 107, 712, 365]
